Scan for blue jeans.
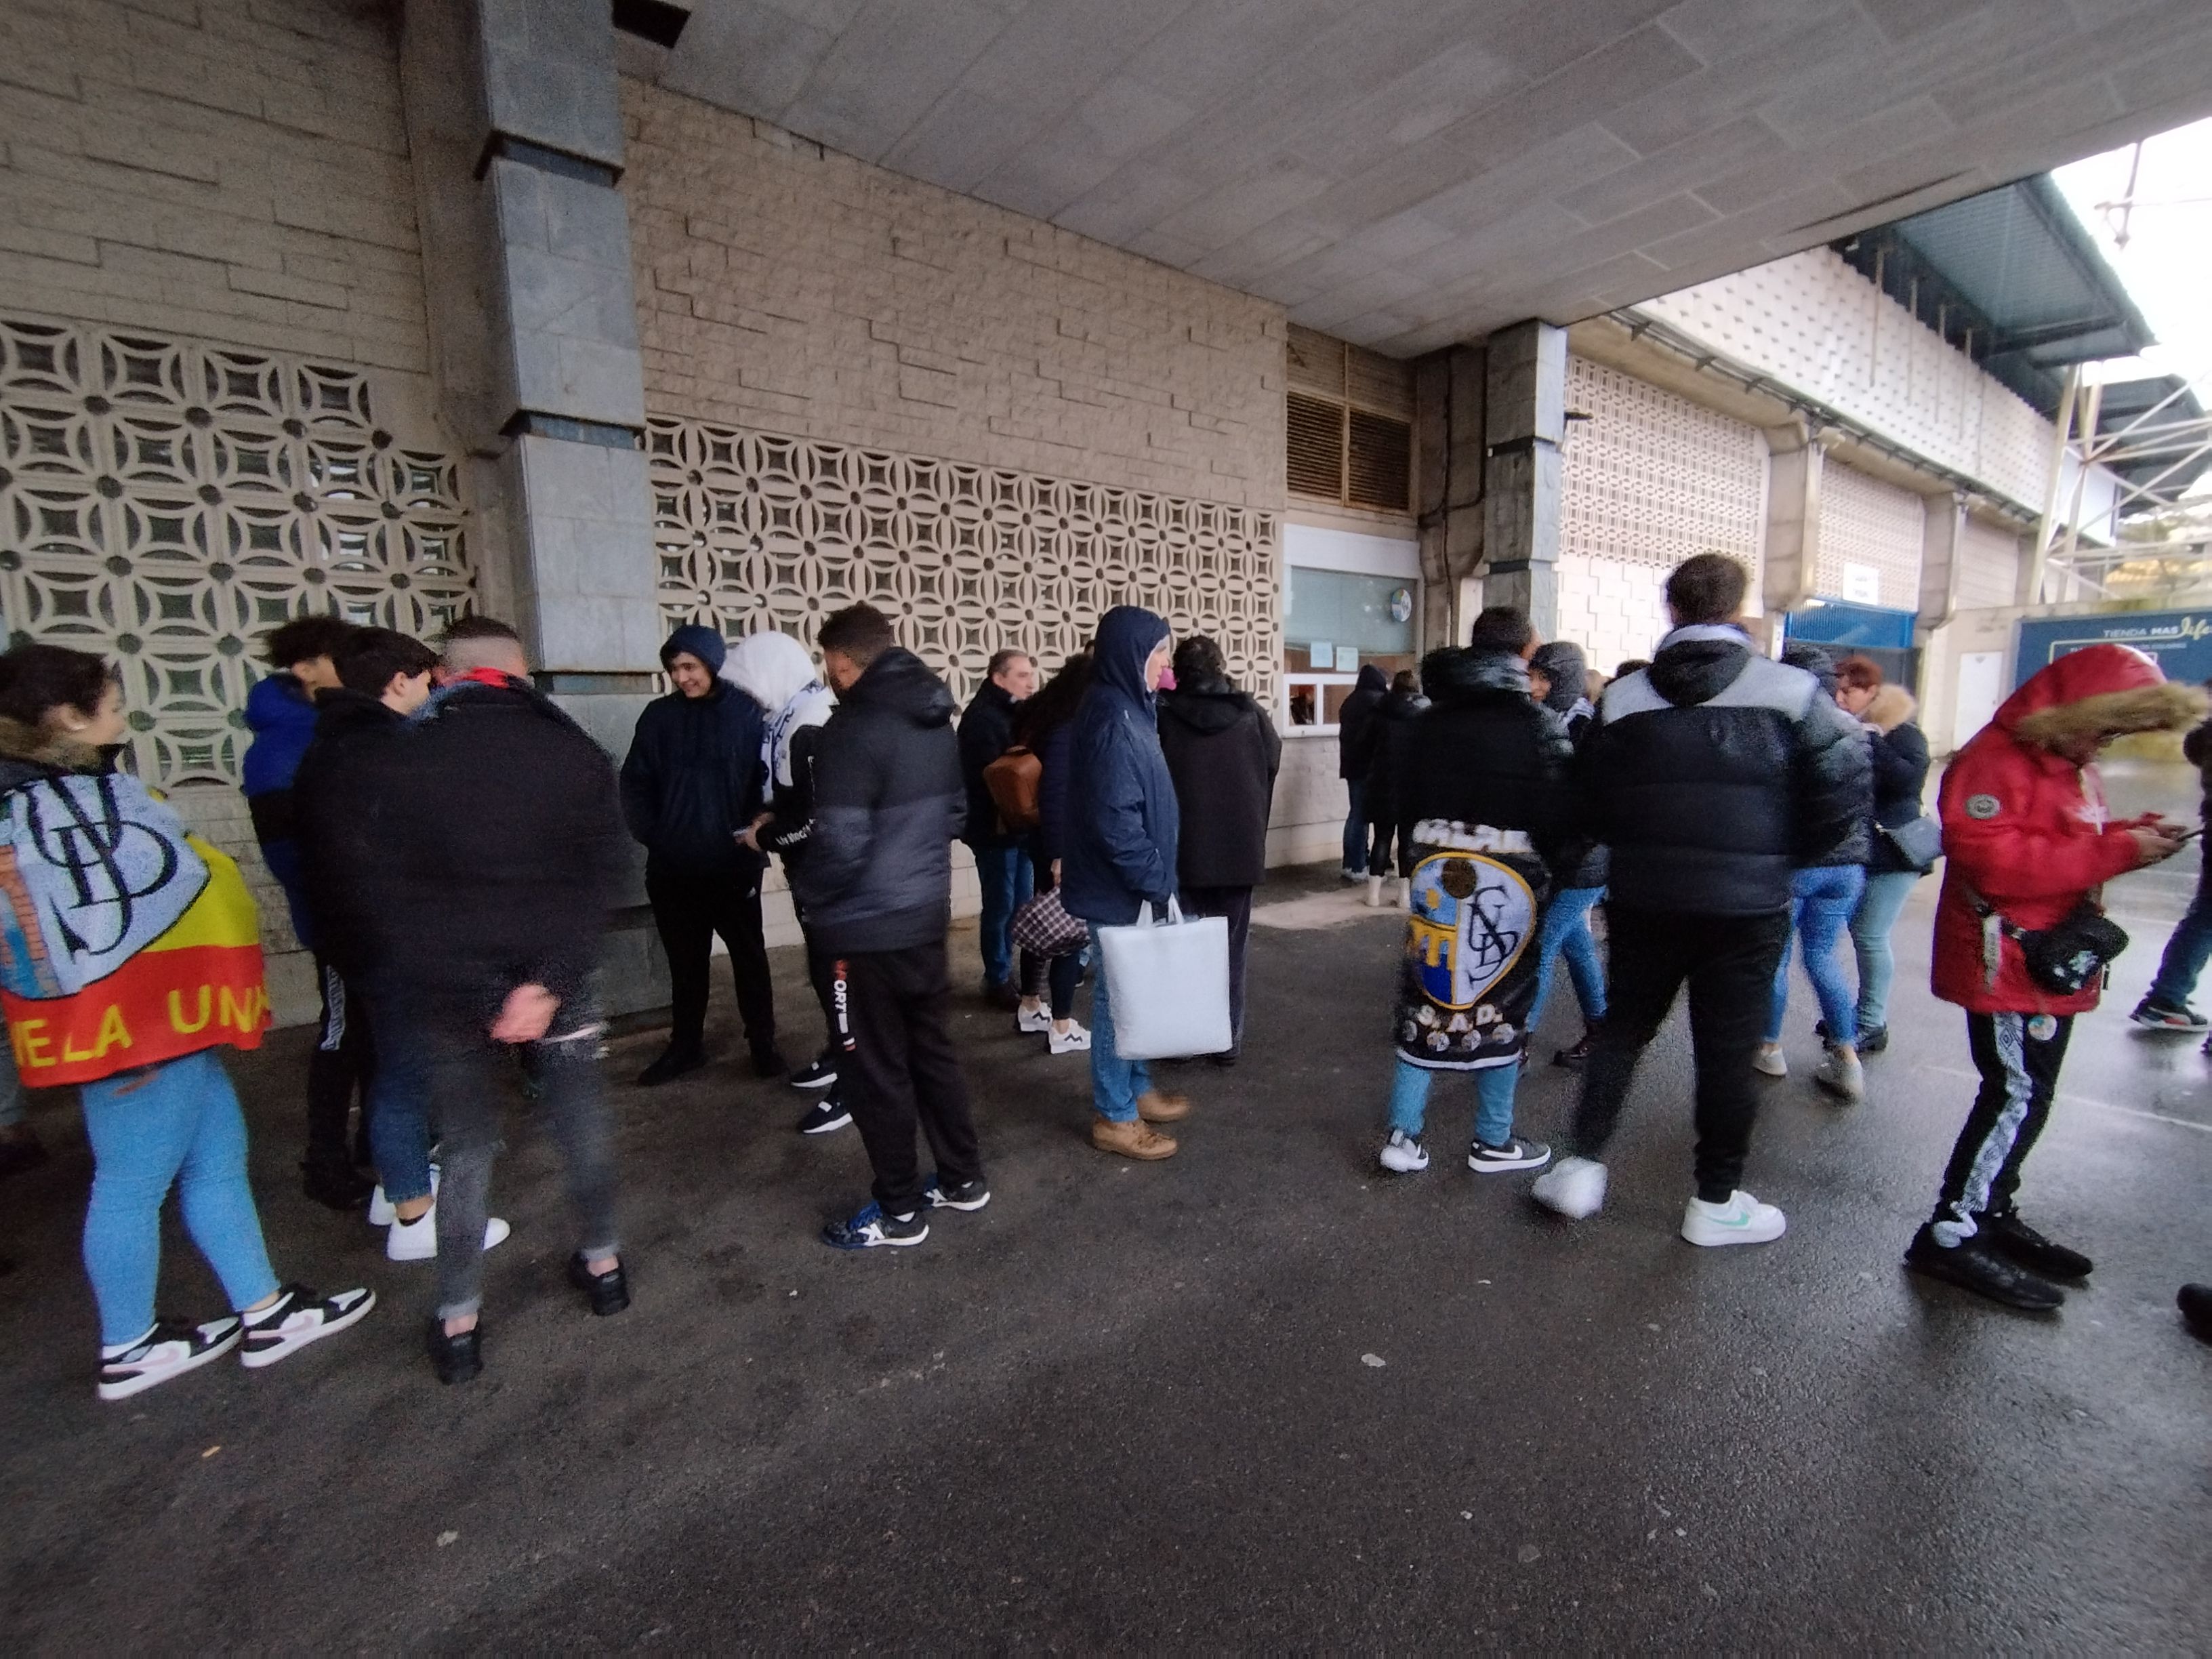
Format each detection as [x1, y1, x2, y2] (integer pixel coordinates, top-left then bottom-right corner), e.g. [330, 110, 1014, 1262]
[1530, 886, 1607, 1031]
[972, 842, 1033, 987]
[1850, 869, 1921, 1034]
[1766, 865, 1866, 1046]
[1088, 922, 1151, 1122]
[79, 1049, 280, 1345]
[2147, 884, 2212, 1010]
[1343, 779, 1368, 874]
[1386, 1057, 1519, 1147]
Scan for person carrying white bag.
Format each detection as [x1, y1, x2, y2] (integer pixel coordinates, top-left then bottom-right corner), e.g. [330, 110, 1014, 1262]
[1060, 605, 1213, 1162]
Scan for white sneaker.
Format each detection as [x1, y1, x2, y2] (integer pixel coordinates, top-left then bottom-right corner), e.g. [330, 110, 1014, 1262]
[1017, 1004, 1052, 1034]
[386, 1208, 511, 1262]
[367, 1162, 439, 1228]
[1680, 1189, 1787, 1247]
[1366, 875, 1385, 907]
[97, 1315, 243, 1401]
[1814, 1048, 1864, 1102]
[1753, 1043, 1788, 1078]
[1378, 1128, 1429, 1172]
[1530, 1155, 1607, 1219]
[1048, 1022, 1092, 1054]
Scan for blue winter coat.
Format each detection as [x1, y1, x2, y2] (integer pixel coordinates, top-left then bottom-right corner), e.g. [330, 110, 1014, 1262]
[240, 671, 321, 945]
[1061, 606, 1180, 925]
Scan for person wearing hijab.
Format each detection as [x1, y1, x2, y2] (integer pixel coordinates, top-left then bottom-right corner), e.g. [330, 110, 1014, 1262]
[725, 630, 848, 1133]
[1525, 640, 1607, 1068]
[1061, 606, 1189, 1160]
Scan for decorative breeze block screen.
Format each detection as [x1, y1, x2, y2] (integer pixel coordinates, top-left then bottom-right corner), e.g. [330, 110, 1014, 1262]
[649, 416, 1280, 704]
[0, 315, 472, 785]
[1560, 356, 1764, 573]
[1816, 461, 1923, 609]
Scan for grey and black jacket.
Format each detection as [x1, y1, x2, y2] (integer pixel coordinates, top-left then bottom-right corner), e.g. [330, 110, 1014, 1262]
[1578, 624, 1870, 916]
[792, 647, 967, 954]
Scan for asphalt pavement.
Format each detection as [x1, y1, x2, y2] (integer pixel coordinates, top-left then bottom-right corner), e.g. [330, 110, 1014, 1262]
[1, 760, 2207, 1652]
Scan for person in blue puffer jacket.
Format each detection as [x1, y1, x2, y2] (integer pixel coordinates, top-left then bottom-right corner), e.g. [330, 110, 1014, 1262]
[1060, 605, 1189, 1161]
[240, 614, 373, 1211]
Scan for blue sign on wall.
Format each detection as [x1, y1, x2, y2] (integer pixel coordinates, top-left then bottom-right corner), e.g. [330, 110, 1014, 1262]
[2014, 609, 2212, 689]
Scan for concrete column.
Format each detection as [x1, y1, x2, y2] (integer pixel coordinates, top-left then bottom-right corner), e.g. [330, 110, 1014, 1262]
[399, 0, 666, 1014]
[1480, 321, 1565, 635]
[1917, 491, 1965, 634]
[1761, 420, 1824, 618]
[1414, 345, 1484, 652]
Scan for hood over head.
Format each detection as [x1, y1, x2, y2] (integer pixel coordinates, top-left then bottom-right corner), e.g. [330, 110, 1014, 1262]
[1527, 640, 1586, 715]
[1092, 605, 1170, 708]
[1422, 644, 1530, 704]
[1646, 623, 1757, 709]
[1999, 643, 2205, 750]
[1781, 642, 1838, 697]
[722, 629, 819, 714]
[660, 623, 728, 676]
[245, 670, 316, 734]
[1353, 662, 1389, 695]
[1864, 684, 1917, 733]
[1158, 683, 1256, 736]
[844, 646, 957, 729]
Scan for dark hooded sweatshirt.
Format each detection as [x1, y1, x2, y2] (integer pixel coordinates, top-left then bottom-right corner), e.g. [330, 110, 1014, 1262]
[1062, 607, 1179, 925]
[1578, 624, 1870, 916]
[1157, 674, 1282, 889]
[792, 647, 967, 954]
[291, 687, 406, 979]
[1336, 662, 1389, 781]
[956, 678, 1024, 847]
[619, 679, 767, 884]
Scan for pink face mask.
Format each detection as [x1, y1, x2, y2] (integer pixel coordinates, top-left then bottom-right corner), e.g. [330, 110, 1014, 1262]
[1156, 668, 1176, 691]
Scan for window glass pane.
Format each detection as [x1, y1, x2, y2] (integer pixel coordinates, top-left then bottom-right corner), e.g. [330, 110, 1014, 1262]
[1285, 566, 1414, 657]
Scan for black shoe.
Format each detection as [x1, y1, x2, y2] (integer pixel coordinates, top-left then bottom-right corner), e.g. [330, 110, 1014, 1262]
[2179, 1284, 2212, 1343]
[1552, 1031, 1594, 1069]
[1982, 1210, 2093, 1279]
[567, 1253, 630, 1317]
[788, 1053, 839, 1091]
[300, 1161, 374, 1212]
[0, 1130, 49, 1182]
[750, 1044, 787, 1080]
[796, 1097, 853, 1136]
[635, 1044, 705, 1087]
[426, 1319, 483, 1385]
[1858, 1025, 1888, 1055]
[1904, 1225, 2064, 1311]
[821, 1202, 927, 1250]
[1208, 1050, 1239, 1069]
[983, 978, 1020, 1012]
[922, 1172, 991, 1212]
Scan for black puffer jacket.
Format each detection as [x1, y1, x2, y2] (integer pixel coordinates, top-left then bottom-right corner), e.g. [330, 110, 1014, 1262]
[371, 676, 626, 1017]
[793, 649, 967, 954]
[292, 687, 405, 978]
[1336, 663, 1389, 781]
[1363, 686, 1429, 836]
[1866, 720, 1932, 876]
[1579, 626, 1870, 916]
[956, 678, 1023, 847]
[1157, 678, 1283, 889]
[619, 680, 766, 883]
[1393, 647, 1578, 876]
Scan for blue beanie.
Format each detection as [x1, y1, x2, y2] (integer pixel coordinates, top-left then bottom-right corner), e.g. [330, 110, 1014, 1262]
[661, 623, 726, 675]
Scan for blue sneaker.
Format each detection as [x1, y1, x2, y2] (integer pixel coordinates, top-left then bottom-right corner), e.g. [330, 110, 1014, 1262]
[922, 1174, 991, 1212]
[821, 1202, 928, 1250]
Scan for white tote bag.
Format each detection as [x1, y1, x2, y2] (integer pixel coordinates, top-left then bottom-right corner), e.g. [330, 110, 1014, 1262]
[1096, 897, 1233, 1060]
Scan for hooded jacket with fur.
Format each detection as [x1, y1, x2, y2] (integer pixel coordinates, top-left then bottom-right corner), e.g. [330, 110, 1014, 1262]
[0, 723, 268, 1084]
[1578, 623, 1870, 916]
[1933, 644, 2205, 1013]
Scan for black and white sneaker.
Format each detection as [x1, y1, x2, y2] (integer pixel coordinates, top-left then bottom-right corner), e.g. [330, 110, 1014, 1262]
[97, 1315, 243, 1401]
[239, 1284, 375, 1369]
[923, 1173, 990, 1212]
[821, 1202, 927, 1250]
[788, 1052, 840, 1090]
[1468, 1136, 1551, 1173]
[797, 1097, 853, 1136]
[2131, 997, 2209, 1031]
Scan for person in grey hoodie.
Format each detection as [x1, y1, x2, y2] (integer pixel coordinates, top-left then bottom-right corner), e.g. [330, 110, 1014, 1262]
[799, 605, 987, 1250]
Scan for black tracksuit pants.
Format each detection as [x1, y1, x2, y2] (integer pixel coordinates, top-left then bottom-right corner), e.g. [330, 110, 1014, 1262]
[646, 863, 777, 1054]
[1569, 903, 1790, 1202]
[837, 939, 984, 1217]
[1927, 1010, 2071, 1247]
[304, 954, 375, 1174]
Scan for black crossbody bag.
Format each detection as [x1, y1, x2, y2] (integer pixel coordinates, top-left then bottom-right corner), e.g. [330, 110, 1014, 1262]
[1962, 882, 2128, 996]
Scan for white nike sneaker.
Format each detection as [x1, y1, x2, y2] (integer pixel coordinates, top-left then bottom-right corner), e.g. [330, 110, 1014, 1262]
[1378, 1128, 1429, 1172]
[367, 1162, 439, 1228]
[1680, 1189, 1786, 1248]
[386, 1207, 511, 1262]
[1530, 1155, 1607, 1219]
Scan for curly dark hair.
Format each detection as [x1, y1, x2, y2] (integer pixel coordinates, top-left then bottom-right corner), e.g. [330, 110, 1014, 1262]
[0, 643, 115, 728]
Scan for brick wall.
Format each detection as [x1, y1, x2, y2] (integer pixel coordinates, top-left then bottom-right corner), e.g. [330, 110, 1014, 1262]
[1816, 460, 1925, 609]
[0, 0, 430, 380]
[621, 78, 1285, 510]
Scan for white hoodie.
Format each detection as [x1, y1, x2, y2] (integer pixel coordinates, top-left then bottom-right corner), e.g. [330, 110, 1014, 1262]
[721, 630, 834, 795]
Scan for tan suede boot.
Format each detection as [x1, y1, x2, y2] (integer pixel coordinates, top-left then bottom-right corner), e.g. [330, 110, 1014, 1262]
[1092, 1115, 1179, 1160]
[1136, 1089, 1191, 1123]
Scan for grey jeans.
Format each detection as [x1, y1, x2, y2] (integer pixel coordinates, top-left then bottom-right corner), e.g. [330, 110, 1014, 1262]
[425, 1000, 619, 1322]
[0, 1051, 23, 1129]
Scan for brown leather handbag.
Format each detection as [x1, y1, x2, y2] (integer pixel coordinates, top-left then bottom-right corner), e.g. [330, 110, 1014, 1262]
[982, 746, 1042, 833]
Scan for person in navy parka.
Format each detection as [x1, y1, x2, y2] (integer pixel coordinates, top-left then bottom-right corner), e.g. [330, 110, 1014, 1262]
[1060, 606, 1192, 1161]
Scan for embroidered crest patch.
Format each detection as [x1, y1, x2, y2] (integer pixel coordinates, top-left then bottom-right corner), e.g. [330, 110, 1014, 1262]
[1965, 794, 2001, 820]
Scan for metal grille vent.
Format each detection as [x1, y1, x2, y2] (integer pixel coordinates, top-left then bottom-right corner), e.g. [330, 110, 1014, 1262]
[1287, 392, 1345, 499]
[1285, 326, 1414, 512]
[1347, 409, 1411, 510]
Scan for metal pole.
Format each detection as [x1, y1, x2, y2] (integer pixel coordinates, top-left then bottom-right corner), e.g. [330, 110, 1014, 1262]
[2025, 365, 2080, 606]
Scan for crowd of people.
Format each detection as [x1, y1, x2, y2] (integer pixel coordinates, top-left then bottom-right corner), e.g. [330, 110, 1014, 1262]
[1, 549, 2209, 1402]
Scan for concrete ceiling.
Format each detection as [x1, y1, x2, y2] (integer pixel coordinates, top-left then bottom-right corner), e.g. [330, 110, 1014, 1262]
[647, 0, 2212, 358]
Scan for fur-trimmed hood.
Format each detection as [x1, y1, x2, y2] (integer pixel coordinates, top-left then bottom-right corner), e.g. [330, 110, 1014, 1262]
[0, 715, 106, 776]
[1863, 684, 1917, 733]
[1999, 644, 2205, 750]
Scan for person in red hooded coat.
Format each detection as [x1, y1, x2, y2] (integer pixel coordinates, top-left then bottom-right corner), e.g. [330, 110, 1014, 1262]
[1908, 643, 2203, 1310]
